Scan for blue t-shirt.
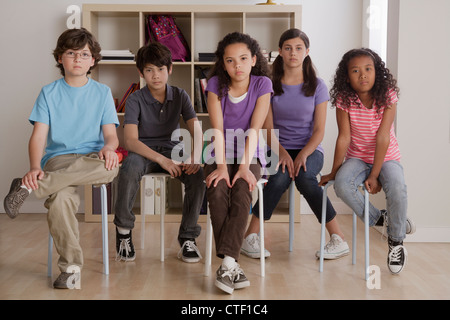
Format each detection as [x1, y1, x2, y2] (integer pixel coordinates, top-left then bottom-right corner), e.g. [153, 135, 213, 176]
[271, 78, 329, 153]
[29, 78, 119, 168]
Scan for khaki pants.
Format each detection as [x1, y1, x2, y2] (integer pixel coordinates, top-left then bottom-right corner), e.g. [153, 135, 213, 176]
[35, 153, 119, 272]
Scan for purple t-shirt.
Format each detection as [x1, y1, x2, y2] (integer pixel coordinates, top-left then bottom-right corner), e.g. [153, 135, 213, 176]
[271, 78, 329, 153]
[206, 75, 273, 163]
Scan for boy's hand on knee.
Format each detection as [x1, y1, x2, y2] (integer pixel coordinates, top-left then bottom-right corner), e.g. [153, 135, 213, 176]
[23, 169, 44, 190]
[99, 148, 119, 170]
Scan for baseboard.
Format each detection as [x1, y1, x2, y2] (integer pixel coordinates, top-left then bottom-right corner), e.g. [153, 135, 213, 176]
[404, 227, 450, 243]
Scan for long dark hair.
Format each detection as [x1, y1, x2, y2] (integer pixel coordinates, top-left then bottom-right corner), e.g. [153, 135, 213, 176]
[329, 48, 399, 111]
[272, 28, 317, 97]
[208, 32, 270, 99]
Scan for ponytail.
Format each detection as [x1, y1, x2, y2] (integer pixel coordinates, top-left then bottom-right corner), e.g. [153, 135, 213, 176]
[302, 55, 317, 97]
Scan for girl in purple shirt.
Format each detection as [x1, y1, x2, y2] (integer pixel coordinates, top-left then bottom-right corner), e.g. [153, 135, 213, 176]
[241, 29, 349, 261]
[205, 32, 272, 294]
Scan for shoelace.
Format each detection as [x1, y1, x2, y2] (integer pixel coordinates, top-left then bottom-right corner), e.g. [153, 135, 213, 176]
[232, 264, 245, 281]
[116, 238, 133, 261]
[388, 245, 405, 264]
[324, 236, 340, 251]
[177, 240, 203, 259]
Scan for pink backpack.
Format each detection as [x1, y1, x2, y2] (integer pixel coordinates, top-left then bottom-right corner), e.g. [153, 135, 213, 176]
[146, 15, 191, 62]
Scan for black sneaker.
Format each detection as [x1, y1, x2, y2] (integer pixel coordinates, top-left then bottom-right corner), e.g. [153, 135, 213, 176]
[376, 209, 416, 235]
[4, 178, 29, 219]
[387, 237, 407, 274]
[178, 239, 202, 263]
[115, 228, 136, 261]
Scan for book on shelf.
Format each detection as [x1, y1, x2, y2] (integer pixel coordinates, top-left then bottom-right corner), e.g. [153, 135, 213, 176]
[101, 49, 135, 61]
[194, 78, 204, 113]
[198, 52, 215, 62]
[117, 83, 140, 113]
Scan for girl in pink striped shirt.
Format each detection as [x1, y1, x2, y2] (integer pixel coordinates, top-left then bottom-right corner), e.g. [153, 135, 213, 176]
[320, 48, 414, 275]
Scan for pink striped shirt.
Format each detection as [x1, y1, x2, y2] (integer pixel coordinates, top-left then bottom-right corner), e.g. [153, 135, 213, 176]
[336, 88, 401, 164]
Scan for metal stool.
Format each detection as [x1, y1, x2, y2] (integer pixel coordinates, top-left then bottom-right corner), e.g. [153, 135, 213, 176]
[140, 173, 171, 262]
[48, 183, 110, 276]
[204, 178, 268, 277]
[319, 180, 370, 280]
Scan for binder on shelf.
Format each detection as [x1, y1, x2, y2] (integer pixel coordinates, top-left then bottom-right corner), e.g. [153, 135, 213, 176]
[194, 78, 204, 113]
[117, 83, 139, 113]
[141, 175, 155, 215]
[92, 183, 112, 215]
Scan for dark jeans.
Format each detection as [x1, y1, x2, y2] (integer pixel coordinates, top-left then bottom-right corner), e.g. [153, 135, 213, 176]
[253, 149, 336, 223]
[204, 161, 261, 261]
[114, 148, 204, 245]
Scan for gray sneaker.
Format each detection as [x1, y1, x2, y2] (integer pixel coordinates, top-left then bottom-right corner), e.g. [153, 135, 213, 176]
[53, 271, 80, 289]
[4, 178, 29, 219]
[215, 266, 235, 294]
[233, 264, 250, 289]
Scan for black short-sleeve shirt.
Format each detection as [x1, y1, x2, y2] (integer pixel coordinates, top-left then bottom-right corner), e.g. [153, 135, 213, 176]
[124, 84, 197, 149]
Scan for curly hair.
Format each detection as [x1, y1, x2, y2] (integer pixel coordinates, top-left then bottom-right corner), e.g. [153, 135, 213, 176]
[208, 32, 270, 99]
[272, 28, 317, 97]
[53, 28, 102, 76]
[329, 48, 399, 111]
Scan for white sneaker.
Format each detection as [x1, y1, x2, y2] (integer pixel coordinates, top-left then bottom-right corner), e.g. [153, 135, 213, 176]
[315, 234, 350, 260]
[240, 233, 271, 259]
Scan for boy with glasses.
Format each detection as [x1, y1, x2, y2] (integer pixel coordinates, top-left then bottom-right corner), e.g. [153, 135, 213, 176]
[3, 28, 120, 288]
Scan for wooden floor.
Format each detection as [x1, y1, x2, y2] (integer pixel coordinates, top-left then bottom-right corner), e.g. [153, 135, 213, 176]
[1, 212, 449, 301]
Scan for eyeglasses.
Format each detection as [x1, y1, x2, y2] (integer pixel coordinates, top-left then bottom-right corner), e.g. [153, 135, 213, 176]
[63, 51, 92, 60]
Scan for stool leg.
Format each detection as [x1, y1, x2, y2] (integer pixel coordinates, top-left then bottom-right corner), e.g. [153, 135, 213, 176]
[364, 188, 370, 281]
[47, 234, 53, 277]
[160, 177, 165, 262]
[257, 181, 265, 278]
[204, 205, 212, 277]
[319, 181, 333, 272]
[352, 212, 357, 265]
[141, 178, 146, 250]
[288, 181, 295, 252]
[100, 184, 109, 275]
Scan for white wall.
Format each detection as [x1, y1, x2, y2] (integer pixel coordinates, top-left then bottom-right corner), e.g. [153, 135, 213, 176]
[3, 1, 448, 242]
[395, 0, 450, 241]
[0, 0, 362, 214]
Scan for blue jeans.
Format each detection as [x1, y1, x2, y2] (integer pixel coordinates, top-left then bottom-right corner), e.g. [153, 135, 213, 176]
[114, 149, 204, 245]
[253, 149, 336, 223]
[334, 158, 408, 242]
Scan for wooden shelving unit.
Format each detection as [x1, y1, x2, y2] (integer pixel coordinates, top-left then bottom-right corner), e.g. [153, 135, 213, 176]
[82, 3, 302, 223]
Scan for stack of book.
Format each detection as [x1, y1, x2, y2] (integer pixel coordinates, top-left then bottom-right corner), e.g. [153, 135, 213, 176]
[101, 49, 135, 61]
[198, 52, 215, 62]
